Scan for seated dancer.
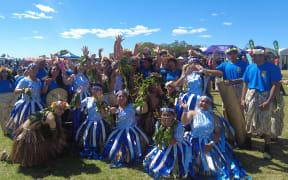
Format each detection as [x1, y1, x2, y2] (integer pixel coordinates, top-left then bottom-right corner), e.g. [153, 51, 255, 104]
[143, 107, 189, 178]
[9, 101, 69, 167]
[103, 90, 149, 167]
[182, 96, 247, 179]
[73, 85, 110, 159]
[7, 63, 44, 133]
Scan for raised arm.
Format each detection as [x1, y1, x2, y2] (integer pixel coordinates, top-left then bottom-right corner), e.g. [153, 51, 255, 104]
[181, 110, 196, 126]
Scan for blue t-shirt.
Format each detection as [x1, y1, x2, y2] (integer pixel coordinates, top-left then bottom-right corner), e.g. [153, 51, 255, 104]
[166, 69, 181, 82]
[36, 69, 47, 80]
[242, 62, 282, 92]
[0, 80, 15, 93]
[216, 60, 248, 84]
[141, 68, 154, 79]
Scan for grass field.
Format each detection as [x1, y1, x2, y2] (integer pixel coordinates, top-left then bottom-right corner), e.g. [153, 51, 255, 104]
[0, 72, 287, 180]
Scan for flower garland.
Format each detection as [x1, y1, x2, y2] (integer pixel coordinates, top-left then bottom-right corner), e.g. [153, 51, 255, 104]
[50, 101, 70, 110]
[19, 86, 32, 100]
[87, 68, 100, 84]
[117, 56, 133, 93]
[94, 95, 114, 127]
[153, 123, 177, 150]
[132, 73, 162, 109]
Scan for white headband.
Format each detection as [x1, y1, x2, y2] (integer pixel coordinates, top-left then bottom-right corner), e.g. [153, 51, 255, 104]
[200, 95, 212, 102]
[160, 108, 175, 112]
[251, 49, 265, 55]
[115, 90, 127, 96]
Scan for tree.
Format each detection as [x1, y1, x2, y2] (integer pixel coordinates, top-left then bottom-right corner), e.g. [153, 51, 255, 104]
[59, 49, 69, 56]
[137, 40, 199, 58]
[1, 54, 5, 57]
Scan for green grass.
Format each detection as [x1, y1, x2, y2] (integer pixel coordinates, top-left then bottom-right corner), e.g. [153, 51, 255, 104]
[0, 71, 288, 180]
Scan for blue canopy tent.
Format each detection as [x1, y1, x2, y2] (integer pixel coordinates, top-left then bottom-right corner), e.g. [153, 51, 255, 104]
[58, 52, 80, 59]
[203, 45, 246, 55]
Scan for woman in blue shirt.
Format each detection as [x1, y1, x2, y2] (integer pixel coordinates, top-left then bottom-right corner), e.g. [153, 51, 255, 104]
[42, 64, 74, 105]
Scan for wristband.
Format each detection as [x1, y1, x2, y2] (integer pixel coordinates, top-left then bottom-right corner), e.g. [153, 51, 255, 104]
[267, 99, 272, 103]
[210, 140, 215, 146]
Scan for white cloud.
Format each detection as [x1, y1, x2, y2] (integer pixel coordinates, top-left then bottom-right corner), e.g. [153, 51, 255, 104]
[13, 11, 52, 19]
[0, 16, 5, 19]
[61, 25, 160, 39]
[61, 29, 91, 39]
[12, 4, 55, 20]
[36, 4, 55, 13]
[211, 13, 218, 16]
[33, 36, 44, 39]
[223, 22, 232, 26]
[199, 35, 212, 38]
[172, 27, 207, 36]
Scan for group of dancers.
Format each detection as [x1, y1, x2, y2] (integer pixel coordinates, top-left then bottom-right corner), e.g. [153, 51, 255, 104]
[1, 37, 283, 179]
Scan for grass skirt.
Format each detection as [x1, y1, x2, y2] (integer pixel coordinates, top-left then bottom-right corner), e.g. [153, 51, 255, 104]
[11, 124, 66, 167]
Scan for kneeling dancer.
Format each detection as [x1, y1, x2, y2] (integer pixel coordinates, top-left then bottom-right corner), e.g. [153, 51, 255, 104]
[10, 101, 69, 167]
[143, 107, 189, 178]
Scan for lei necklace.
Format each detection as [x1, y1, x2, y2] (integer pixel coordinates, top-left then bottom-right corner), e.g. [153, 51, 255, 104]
[94, 95, 114, 127]
[153, 123, 177, 150]
[19, 86, 32, 100]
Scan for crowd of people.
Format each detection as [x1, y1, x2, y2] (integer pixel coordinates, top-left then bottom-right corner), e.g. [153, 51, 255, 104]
[0, 35, 286, 179]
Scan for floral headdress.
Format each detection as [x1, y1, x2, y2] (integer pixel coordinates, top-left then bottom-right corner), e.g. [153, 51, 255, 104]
[51, 101, 70, 110]
[123, 49, 133, 57]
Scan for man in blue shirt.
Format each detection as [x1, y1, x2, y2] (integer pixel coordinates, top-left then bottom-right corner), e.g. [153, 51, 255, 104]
[216, 46, 248, 100]
[241, 46, 282, 160]
[215, 47, 248, 123]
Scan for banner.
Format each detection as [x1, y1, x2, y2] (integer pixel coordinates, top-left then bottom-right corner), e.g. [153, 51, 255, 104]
[249, 40, 254, 49]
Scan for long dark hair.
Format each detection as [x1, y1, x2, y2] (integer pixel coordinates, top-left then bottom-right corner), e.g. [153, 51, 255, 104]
[47, 64, 64, 88]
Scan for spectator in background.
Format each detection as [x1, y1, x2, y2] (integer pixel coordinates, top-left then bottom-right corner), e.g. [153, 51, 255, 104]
[0, 67, 16, 135]
[36, 59, 47, 81]
[166, 58, 181, 82]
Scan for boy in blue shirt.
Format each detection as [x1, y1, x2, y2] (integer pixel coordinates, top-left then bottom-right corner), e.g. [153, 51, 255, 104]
[241, 47, 282, 160]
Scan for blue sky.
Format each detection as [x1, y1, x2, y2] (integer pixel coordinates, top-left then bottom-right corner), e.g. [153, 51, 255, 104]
[0, 0, 287, 58]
